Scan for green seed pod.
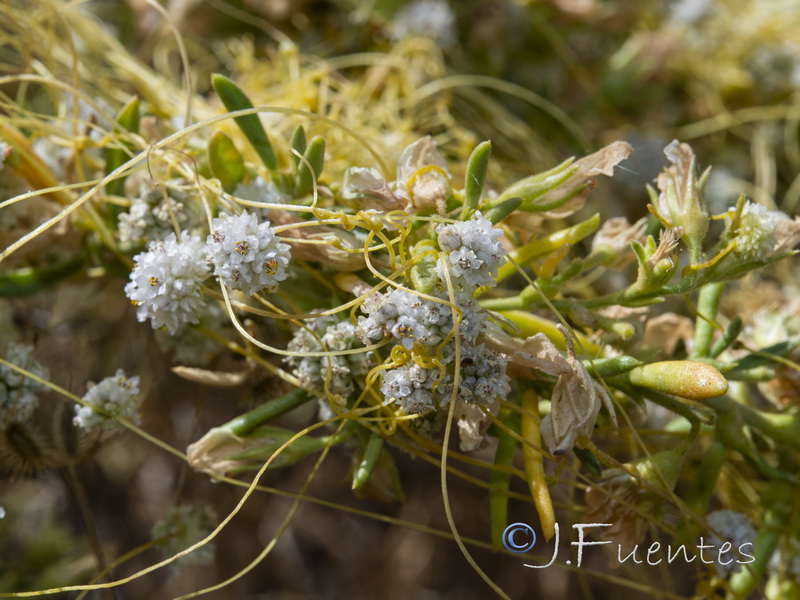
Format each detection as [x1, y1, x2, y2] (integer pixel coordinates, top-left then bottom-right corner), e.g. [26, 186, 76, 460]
[227, 425, 335, 471]
[627, 360, 728, 399]
[493, 214, 600, 285]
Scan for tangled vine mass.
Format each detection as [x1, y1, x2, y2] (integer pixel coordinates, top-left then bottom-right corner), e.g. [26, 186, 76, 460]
[2, 1, 800, 599]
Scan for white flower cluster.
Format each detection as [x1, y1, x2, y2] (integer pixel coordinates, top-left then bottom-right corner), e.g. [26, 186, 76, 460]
[119, 181, 193, 244]
[0, 141, 8, 170]
[234, 177, 290, 207]
[439, 345, 511, 406]
[389, 0, 457, 50]
[285, 316, 373, 399]
[769, 534, 800, 580]
[436, 212, 507, 292]
[706, 510, 756, 576]
[380, 344, 510, 414]
[731, 200, 778, 261]
[206, 211, 291, 296]
[381, 361, 443, 414]
[0, 344, 49, 425]
[124, 232, 210, 335]
[355, 287, 509, 413]
[355, 287, 482, 351]
[74, 369, 141, 430]
[151, 505, 215, 568]
[155, 303, 228, 366]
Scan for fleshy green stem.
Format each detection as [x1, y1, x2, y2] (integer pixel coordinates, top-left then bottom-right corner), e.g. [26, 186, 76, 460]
[704, 396, 800, 451]
[728, 480, 793, 599]
[224, 388, 311, 436]
[491, 213, 600, 286]
[352, 431, 384, 490]
[691, 282, 725, 358]
[489, 409, 519, 551]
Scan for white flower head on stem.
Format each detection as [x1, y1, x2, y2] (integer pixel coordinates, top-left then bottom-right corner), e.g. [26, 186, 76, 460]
[726, 199, 800, 261]
[436, 211, 507, 292]
[0, 344, 49, 425]
[125, 232, 209, 335]
[707, 510, 756, 576]
[355, 287, 482, 350]
[389, 0, 457, 49]
[118, 179, 193, 244]
[74, 369, 141, 430]
[437, 344, 511, 407]
[206, 211, 291, 296]
[381, 361, 447, 414]
[730, 200, 778, 261]
[285, 317, 373, 399]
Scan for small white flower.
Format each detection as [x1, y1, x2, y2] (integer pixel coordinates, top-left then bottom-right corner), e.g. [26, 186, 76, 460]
[233, 177, 290, 221]
[436, 212, 507, 292]
[438, 344, 511, 407]
[156, 303, 228, 366]
[389, 0, 457, 49]
[731, 200, 779, 261]
[206, 211, 291, 296]
[0, 141, 9, 170]
[381, 361, 447, 414]
[379, 342, 510, 414]
[706, 510, 757, 576]
[769, 534, 800, 580]
[341, 167, 403, 210]
[119, 180, 193, 244]
[234, 177, 289, 205]
[125, 232, 210, 335]
[0, 344, 49, 424]
[285, 317, 373, 398]
[74, 369, 141, 430]
[355, 287, 478, 349]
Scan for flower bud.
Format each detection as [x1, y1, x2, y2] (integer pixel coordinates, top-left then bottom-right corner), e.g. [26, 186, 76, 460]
[651, 140, 710, 262]
[187, 424, 335, 477]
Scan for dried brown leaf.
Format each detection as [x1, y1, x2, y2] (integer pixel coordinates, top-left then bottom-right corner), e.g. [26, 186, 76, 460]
[483, 324, 614, 454]
[642, 312, 694, 356]
[539, 141, 633, 219]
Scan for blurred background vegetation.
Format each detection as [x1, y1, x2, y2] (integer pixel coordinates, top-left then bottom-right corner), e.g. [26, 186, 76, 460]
[2, 0, 799, 598]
